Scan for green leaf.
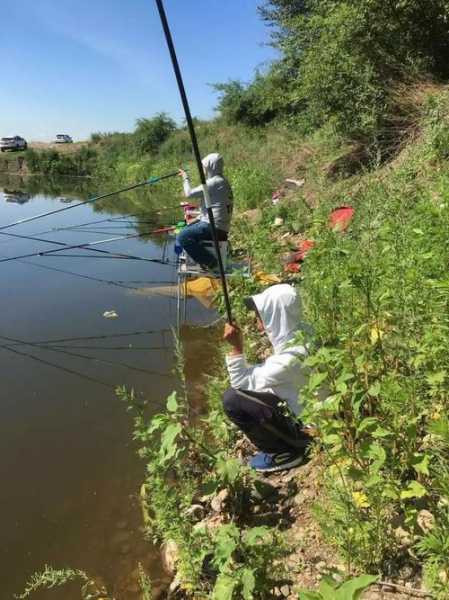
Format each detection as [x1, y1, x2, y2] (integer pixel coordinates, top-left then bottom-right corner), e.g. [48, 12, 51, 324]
[298, 591, 322, 600]
[400, 480, 428, 500]
[244, 526, 271, 546]
[213, 524, 240, 569]
[335, 574, 378, 599]
[357, 417, 378, 433]
[426, 371, 446, 386]
[216, 457, 241, 485]
[241, 568, 256, 600]
[213, 573, 237, 600]
[147, 414, 169, 434]
[166, 392, 178, 413]
[318, 579, 338, 600]
[411, 453, 430, 476]
[160, 423, 182, 462]
[428, 417, 449, 441]
[362, 442, 386, 473]
[368, 382, 381, 397]
[309, 371, 328, 391]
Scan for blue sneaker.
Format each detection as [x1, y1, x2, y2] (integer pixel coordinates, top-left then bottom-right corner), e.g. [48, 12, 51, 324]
[249, 451, 305, 473]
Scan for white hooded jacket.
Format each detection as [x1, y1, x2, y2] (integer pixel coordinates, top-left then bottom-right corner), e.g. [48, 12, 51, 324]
[182, 153, 233, 232]
[225, 284, 309, 415]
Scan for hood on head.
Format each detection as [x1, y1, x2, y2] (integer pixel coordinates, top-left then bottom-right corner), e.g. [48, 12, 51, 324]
[202, 153, 224, 178]
[252, 284, 303, 352]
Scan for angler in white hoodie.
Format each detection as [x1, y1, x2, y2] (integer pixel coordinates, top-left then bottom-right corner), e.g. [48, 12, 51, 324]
[178, 153, 233, 270]
[223, 284, 311, 472]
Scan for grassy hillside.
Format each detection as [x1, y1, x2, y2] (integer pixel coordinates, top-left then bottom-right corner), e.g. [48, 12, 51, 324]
[20, 84, 449, 599]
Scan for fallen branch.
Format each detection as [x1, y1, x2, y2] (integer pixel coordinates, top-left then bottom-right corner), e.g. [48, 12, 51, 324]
[372, 580, 434, 598]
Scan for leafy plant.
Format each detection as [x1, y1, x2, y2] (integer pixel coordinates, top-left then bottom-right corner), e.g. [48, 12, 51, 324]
[16, 566, 111, 599]
[299, 574, 378, 600]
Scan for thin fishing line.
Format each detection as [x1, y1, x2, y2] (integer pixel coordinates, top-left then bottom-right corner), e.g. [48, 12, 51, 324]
[0, 333, 171, 377]
[46, 344, 172, 351]
[0, 171, 178, 232]
[62, 228, 148, 235]
[43, 254, 136, 260]
[0, 341, 115, 389]
[27, 328, 170, 345]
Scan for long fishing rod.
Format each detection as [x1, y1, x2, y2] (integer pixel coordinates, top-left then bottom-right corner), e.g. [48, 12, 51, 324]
[12, 257, 143, 290]
[155, 0, 233, 323]
[0, 210, 178, 248]
[0, 231, 171, 265]
[0, 215, 137, 247]
[56, 225, 176, 236]
[0, 171, 178, 232]
[0, 224, 175, 262]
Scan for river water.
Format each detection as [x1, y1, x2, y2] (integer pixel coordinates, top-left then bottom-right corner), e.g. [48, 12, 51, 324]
[0, 176, 218, 599]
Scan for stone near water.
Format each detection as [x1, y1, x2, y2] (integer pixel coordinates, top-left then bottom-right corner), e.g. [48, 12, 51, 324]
[161, 539, 179, 576]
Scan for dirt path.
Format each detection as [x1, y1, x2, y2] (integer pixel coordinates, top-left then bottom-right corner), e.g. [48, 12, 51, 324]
[29, 141, 88, 153]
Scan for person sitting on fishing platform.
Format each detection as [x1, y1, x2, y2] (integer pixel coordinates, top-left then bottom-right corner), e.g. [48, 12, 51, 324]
[178, 153, 233, 272]
[223, 284, 312, 473]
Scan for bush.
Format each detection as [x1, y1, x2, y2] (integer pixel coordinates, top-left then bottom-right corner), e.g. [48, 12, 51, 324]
[251, 0, 449, 140]
[134, 113, 177, 155]
[25, 147, 97, 177]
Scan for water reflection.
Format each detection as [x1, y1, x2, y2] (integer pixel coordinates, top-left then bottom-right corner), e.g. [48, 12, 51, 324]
[0, 175, 219, 599]
[4, 189, 31, 204]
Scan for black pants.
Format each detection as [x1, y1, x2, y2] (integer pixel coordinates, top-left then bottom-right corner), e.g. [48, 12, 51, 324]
[222, 388, 311, 454]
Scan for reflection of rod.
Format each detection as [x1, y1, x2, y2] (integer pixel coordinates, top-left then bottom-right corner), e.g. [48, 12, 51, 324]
[155, 0, 233, 323]
[0, 171, 179, 231]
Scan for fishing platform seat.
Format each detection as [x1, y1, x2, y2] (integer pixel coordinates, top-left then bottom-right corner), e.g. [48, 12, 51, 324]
[178, 241, 228, 277]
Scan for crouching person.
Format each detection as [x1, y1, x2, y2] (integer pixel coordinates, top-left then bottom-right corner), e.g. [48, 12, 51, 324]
[223, 284, 311, 473]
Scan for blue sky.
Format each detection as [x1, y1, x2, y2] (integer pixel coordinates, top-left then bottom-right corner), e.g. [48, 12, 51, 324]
[1, 0, 276, 141]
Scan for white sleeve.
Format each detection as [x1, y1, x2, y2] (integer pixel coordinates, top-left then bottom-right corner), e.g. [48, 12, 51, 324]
[225, 353, 300, 391]
[183, 176, 205, 201]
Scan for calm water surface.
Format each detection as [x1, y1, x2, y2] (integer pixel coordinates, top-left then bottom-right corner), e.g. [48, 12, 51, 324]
[0, 177, 217, 598]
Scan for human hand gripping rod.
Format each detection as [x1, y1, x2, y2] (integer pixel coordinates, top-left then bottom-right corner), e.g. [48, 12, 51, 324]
[154, 0, 233, 323]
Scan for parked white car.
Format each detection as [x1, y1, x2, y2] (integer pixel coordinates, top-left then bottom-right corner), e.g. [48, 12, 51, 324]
[54, 134, 73, 144]
[0, 136, 27, 152]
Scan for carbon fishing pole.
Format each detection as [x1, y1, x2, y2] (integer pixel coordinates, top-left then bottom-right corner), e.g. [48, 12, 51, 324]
[0, 170, 178, 232]
[155, 0, 233, 323]
[0, 231, 172, 264]
[0, 215, 139, 247]
[10, 257, 144, 290]
[0, 224, 176, 263]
